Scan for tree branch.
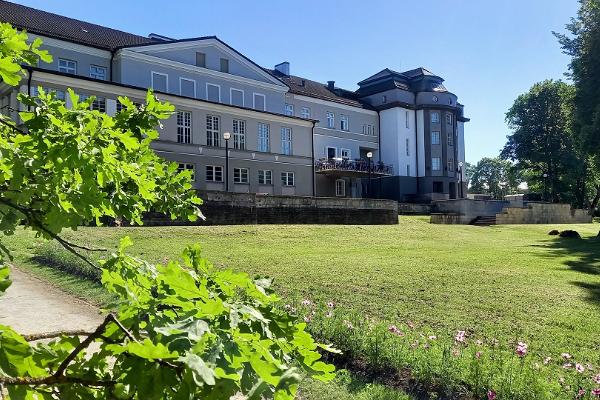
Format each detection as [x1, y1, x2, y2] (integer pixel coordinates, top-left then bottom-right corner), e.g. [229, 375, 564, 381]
[0, 375, 115, 387]
[23, 330, 94, 342]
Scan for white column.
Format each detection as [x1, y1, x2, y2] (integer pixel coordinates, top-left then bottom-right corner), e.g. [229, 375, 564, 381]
[106, 98, 117, 116]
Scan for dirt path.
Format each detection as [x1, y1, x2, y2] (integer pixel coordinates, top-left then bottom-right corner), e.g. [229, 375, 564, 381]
[0, 266, 103, 335]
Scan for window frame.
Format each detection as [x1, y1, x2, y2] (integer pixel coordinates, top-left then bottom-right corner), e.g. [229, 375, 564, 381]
[448, 158, 454, 173]
[340, 148, 351, 160]
[326, 146, 337, 159]
[430, 111, 440, 124]
[206, 165, 223, 182]
[257, 122, 270, 152]
[447, 132, 454, 146]
[230, 88, 245, 107]
[258, 169, 273, 185]
[446, 114, 453, 125]
[151, 71, 168, 92]
[232, 119, 246, 150]
[89, 64, 106, 80]
[431, 131, 441, 145]
[220, 58, 229, 73]
[90, 96, 106, 113]
[340, 114, 349, 131]
[335, 179, 346, 197]
[431, 157, 442, 171]
[177, 163, 195, 181]
[326, 111, 335, 129]
[206, 115, 220, 147]
[195, 52, 206, 68]
[58, 58, 77, 74]
[281, 172, 295, 187]
[179, 77, 196, 98]
[300, 106, 311, 119]
[284, 103, 294, 116]
[280, 127, 292, 155]
[176, 110, 192, 144]
[233, 167, 249, 184]
[253, 93, 266, 111]
[206, 83, 221, 103]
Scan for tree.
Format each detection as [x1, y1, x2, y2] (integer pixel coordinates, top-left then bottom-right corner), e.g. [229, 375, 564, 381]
[501, 80, 579, 203]
[468, 157, 521, 199]
[0, 24, 335, 399]
[554, 0, 600, 210]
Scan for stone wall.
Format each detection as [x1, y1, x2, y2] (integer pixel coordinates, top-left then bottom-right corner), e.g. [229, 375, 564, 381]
[397, 203, 432, 215]
[496, 203, 591, 224]
[143, 191, 399, 225]
[431, 199, 509, 220]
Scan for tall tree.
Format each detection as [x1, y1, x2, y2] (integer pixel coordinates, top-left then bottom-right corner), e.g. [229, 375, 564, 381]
[501, 80, 578, 203]
[468, 157, 521, 199]
[554, 0, 600, 210]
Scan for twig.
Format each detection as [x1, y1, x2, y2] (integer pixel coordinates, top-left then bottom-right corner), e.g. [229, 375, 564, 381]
[23, 330, 94, 341]
[0, 375, 115, 387]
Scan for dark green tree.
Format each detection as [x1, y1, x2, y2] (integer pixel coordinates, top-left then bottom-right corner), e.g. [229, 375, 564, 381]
[554, 0, 600, 210]
[468, 157, 521, 199]
[501, 80, 579, 203]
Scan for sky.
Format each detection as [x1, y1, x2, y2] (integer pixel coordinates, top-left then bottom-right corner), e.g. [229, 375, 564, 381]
[15, 0, 579, 163]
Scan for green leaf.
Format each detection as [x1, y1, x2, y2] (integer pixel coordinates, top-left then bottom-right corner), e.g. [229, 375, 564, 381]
[0, 263, 11, 294]
[179, 353, 216, 386]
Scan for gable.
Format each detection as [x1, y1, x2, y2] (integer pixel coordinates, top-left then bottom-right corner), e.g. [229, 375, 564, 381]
[123, 38, 285, 86]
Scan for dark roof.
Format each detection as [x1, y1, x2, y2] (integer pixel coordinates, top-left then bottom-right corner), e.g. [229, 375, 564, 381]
[268, 69, 373, 110]
[0, 0, 156, 50]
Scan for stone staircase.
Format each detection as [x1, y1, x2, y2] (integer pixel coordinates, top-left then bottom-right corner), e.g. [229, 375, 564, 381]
[471, 215, 497, 226]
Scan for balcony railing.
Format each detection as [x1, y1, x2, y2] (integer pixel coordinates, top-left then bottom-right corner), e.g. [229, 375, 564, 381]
[315, 158, 394, 177]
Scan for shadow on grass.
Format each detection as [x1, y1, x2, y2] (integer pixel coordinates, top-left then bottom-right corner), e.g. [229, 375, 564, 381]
[534, 234, 600, 305]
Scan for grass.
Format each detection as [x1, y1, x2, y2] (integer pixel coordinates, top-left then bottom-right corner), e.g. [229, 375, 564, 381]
[4, 217, 600, 398]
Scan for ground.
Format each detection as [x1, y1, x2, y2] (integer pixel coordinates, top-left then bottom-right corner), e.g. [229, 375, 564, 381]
[2, 216, 599, 398]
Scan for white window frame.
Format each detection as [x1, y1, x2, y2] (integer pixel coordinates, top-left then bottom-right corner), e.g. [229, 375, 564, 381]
[230, 88, 245, 107]
[177, 163, 195, 181]
[341, 148, 351, 159]
[326, 112, 335, 129]
[447, 132, 454, 146]
[58, 58, 77, 74]
[326, 146, 337, 159]
[431, 111, 440, 123]
[280, 127, 292, 155]
[233, 168, 249, 184]
[446, 114, 453, 125]
[179, 77, 196, 98]
[432, 157, 441, 171]
[177, 111, 192, 144]
[151, 71, 168, 92]
[431, 131, 441, 145]
[89, 65, 106, 80]
[206, 83, 221, 103]
[206, 165, 223, 182]
[91, 96, 106, 113]
[284, 103, 294, 116]
[258, 170, 272, 185]
[335, 179, 346, 197]
[206, 115, 220, 147]
[340, 114, 349, 131]
[448, 158, 454, 173]
[253, 93, 266, 111]
[281, 172, 295, 187]
[257, 122, 270, 152]
[300, 106, 311, 119]
[232, 119, 246, 150]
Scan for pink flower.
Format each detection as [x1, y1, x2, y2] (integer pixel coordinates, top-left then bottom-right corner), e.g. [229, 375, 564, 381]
[476, 351, 482, 359]
[455, 330, 466, 343]
[303, 315, 312, 323]
[562, 352, 572, 360]
[591, 388, 600, 396]
[487, 390, 496, 400]
[563, 363, 573, 369]
[593, 374, 600, 384]
[543, 357, 552, 365]
[515, 341, 528, 357]
[326, 301, 335, 308]
[428, 335, 437, 340]
[301, 299, 311, 307]
[576, 363, 585, 373]
[407, 320, 415, 329]
[576, 389, 586, 399]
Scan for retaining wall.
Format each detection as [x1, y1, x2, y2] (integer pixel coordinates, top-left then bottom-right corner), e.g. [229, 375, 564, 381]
[496, 203, 591, 224]
[397, 203, 432, 215]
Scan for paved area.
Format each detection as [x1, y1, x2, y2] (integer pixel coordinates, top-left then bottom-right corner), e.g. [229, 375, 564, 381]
[0, 266, 103, 335]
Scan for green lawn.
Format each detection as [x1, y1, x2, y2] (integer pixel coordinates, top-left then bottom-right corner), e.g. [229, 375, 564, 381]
[4, 217, 600, 397]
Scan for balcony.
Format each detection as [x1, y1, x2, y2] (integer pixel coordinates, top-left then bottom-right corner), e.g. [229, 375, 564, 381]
[315, 158, 394, 178]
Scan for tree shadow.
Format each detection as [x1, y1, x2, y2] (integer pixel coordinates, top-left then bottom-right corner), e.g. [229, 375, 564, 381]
[533, 234, 600, 305]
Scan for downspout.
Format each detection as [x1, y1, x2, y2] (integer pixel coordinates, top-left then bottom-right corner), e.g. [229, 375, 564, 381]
[26, 66, 33, 111]
[377, 110, 381, 163]
[311, 120, 316, 197]
[109, 50, 115, 82]
[414, 105, 419, 196]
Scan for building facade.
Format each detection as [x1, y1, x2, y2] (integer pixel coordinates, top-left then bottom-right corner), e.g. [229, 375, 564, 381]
[0, 0, 468, 201]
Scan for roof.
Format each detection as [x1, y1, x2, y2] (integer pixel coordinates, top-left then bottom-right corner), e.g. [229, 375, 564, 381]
[269, 69, 373, 110]
[0, 0, 157, 50]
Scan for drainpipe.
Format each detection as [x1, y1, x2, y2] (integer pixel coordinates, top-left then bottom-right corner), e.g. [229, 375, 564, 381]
[414, 105, 419, 196]
[26, 66, 33, 111]
[109, 50, 115, 82]
[377, 110, 382, 163]
[311, 120, 316, 197]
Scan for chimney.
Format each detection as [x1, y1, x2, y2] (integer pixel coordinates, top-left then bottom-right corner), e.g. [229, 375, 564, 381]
[274, 61, 290, 76]
[327, 80, 335, 90]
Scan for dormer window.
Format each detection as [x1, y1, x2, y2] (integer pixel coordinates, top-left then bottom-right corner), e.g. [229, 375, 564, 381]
[220, 58, 229, 73]
[196, 52, 206, 68]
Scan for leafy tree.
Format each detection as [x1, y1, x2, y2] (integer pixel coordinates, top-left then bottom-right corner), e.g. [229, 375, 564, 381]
[468, 157, 521, 199]
[554, 0, 600, 211]
[501, 80, 579, 203]
[0, 23, 335, 399]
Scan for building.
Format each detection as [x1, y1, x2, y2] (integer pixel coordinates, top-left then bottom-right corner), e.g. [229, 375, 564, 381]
[0, 0, 468, 201]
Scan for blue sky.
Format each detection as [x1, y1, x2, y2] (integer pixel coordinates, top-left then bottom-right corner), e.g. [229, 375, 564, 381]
[16, 0, 577, 163]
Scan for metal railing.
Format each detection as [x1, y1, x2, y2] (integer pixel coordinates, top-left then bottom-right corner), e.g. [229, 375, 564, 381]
[315, 158, 394, 175]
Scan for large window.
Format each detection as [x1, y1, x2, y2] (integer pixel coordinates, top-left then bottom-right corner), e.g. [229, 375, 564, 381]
[341, 148, 351, 159]
[363, 124, 375, 135]
[180, 78, 196, 97]
[258, 170, 272, 185]
[177, 163, 195, 180]
[233, 168, 249, 184]
[446, 114, 453, 125]
[58, 58, 77, 74]
[220, 58, 229, 73]
[177, 111, 192, 144]
[253, 93, 266, 111]
[326, 112, 334, 128]
[335, 179, 345, 197]
[151, 72, 168, 92]
[206, 83, 220, 102]
[91, 97, 106, 113]
[431, 111, 440, 124]
[281, 172, 295, 186]
[432, 157, 441, 171]
[258, 123, 270, 152]
[340, 115, 349, 131]
[206, 115, 220, 147]
[300, 107, 311, 119]
[230, 88, 244, 107]
[284, 103, 294, 116]
[89, 65, 106, 80]
[448, 158, 454, 173]
[196, 52, 206, 68]
[431, 131, 441, 145]
[447, 132, 454, 146]
[281, 127, 292, 155]
[206, 165, 223, 182]
[232, 119, 246, 150]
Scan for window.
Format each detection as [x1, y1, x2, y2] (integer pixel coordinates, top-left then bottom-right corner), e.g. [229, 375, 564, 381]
[284, 103, 294, 116]
[281, 127, 292, 155]
[335, 179, 346, 197]
[151, 72, 168, 92]
[281, 172, 295, 186]
[58, 58, 76, 74]
[91, 97, 106, 113]
[230, 88, 244, 107]
[406, 164, 410, 176]
[448, 158, 454, 173]
[233, 168, 249, 184]
[432, 157, 441, 171]
[446, 114, 453, 125]
[258, 123, 270, 152]
[300, 107, 311, 119]
[177, 111, 192, 144]
[89, 65, 106, 80]
[406, 138, 410, 156]
[431, 111, 440, 123]
[382, 95, 387, 103]
[232, 119, 246, 150]
[447, 132, 454, 146]
[253, 93, 266, 111]
[258, 170, 272, 185]
[340, 115, 349, 131]
[432, 95, 439, 103]
[116, 100, 124, 113]
[326, 112, 334, 128]
[220, 58, 229, 73]
[53, 89, 66, 101]
[177, 163, 195, 180]
[341, 148, 351, 159]
[180, 78, 196, 97]
[196, 52, 206, 68]
[326, 147, 336, 159]
[431, 131, 441, 145]
[405, 110, 410, 128]
[363, 124, 375, 135]
[206, 83, 220, 102]
[433, 181, 444, 193]
[206, 115, 220, 147]
[206, 165, 223, 182]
